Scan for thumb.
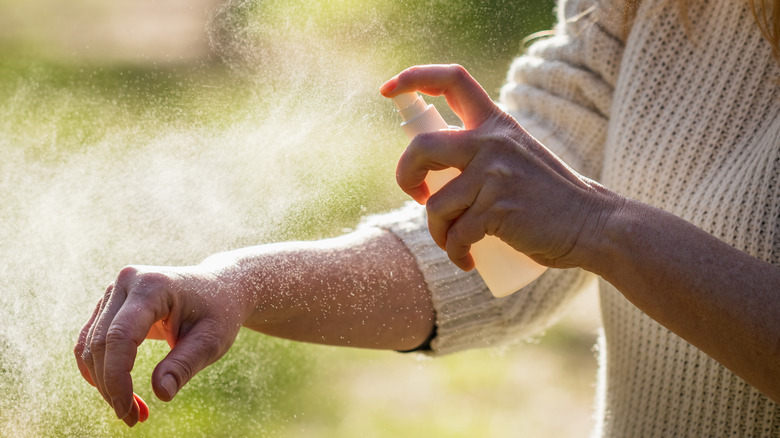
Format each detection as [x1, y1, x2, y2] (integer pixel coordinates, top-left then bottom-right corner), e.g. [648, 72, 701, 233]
[151, 321, 229, 402]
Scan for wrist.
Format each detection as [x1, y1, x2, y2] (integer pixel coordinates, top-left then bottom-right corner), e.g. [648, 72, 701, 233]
[569, 188, 629, 276]
[197, 252, 268, 327]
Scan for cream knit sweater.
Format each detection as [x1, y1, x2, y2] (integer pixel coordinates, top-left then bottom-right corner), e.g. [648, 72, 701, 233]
[370, 0, 780, 435]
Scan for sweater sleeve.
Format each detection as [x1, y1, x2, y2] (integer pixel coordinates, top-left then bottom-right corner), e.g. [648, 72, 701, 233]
[367, 0, 629, 355]
[501, 0, 627, 179]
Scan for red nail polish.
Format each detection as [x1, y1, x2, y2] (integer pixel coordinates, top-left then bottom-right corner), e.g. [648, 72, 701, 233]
[134, 393, 149, 422]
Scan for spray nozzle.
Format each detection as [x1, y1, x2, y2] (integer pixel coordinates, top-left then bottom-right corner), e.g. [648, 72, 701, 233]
[390, 92, 448, 139]
[392, 92, 430, 122]
[392, 92, 421, 111]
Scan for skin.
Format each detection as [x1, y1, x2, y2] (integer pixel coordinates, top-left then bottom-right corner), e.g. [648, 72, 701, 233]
[75, 64, 780, 427]
[385, 64, 780, 401]
[74, 229, 433, 427]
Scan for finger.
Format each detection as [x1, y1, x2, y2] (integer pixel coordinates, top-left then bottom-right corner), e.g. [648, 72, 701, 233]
[381, 64, 499, 129]
[75, 297, 103, 387]
[447, 239, 476, 271]
[90, 282, 134, 414]
[121, 395, 140, 427]
[84, 287, 115, 403]
[395, 139, 434, 204]
[116, 388, 150, 428]
[151, 320, 227, 402]
[102, 286, 169, 421]
[396, 130, 478, 201]
[444, 202, 492, 271]
[424, 167, 482, 250]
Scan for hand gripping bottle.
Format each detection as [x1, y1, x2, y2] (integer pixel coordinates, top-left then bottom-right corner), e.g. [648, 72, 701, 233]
[391, 92, 547, 297]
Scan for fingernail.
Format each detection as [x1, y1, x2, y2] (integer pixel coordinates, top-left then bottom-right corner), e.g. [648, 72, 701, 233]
[161, 374, 178, 399]
[134, 393, 149, 422]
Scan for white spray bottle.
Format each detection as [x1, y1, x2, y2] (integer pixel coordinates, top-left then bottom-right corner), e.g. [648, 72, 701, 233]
[390, 92, 547, 297]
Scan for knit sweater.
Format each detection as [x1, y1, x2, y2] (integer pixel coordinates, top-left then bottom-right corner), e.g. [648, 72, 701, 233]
[370, 0, 780, 435]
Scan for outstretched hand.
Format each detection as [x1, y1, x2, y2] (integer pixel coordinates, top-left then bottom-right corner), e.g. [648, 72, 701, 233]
[74, 265, 253, 427]
[381, 64, 621, 271]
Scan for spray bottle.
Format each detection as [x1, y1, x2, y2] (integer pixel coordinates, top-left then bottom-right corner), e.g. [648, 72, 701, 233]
[390, 92, 547, 297]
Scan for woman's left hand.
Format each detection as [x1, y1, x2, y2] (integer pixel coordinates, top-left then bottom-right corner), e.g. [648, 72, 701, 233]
[381, 64, 622, 271]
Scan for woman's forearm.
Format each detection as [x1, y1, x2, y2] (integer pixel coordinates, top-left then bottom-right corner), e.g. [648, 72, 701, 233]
[200, 227, 435, 351]
[75, 226, 433, 426]
[588, 198, 780, 402]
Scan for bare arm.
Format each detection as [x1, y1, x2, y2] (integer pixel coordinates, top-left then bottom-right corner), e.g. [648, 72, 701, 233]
[583, 199, 780, 402]
[207, 227, 433, 350]
[74, 226, 433, 427]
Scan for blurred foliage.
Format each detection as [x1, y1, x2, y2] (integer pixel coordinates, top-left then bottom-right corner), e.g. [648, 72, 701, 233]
[207, 0, 555, 91]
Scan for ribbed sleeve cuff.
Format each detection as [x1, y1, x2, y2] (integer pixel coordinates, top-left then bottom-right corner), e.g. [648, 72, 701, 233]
[359, 107, 595, 356]
[361, 203, 514, 355]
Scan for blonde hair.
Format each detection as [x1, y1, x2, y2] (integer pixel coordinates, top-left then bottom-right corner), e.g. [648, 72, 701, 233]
[625, 0, 779, 59]
[749, 0, 780, 59]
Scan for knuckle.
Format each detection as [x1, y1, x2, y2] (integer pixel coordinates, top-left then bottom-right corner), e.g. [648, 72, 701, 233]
[73, 341, 85, 357]
[448, 64, 469, 81]
[425, 194, 443, 216]
[412, 131, 435, 151]
[489, 198, 513, 219]
[128, 272, 171, 302]
[118, 265, 169, 292]
[90, 331, 107, 353]
[485, 160, 514, 180]
[406, 65, 423, 75]
[104, 322, 134, 346]
[199, 332, 226, 361]
[167, 356, 196, 383]
[116, 265, 139, 285]
[79, 347, 93, 364]
[128, 281, 156, 302]
[399, 65, 422, 83]
[138, 271, 170, 291]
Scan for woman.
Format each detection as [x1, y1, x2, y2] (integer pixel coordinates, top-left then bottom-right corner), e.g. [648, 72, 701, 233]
[76, 0, 780, 434]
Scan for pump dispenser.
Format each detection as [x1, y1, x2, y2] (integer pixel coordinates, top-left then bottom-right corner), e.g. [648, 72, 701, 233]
[391, 92, 547, 297]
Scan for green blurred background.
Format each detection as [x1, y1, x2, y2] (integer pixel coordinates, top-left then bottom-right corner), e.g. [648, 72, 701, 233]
[0, 0, 603, 436]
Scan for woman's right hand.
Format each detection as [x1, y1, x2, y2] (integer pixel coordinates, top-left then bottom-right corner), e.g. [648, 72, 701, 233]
[74, 263, 256, 427]
[383, 64, 620, 272]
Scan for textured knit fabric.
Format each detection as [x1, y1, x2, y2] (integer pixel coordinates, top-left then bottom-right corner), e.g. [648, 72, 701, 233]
[370, 0, 780, 435]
